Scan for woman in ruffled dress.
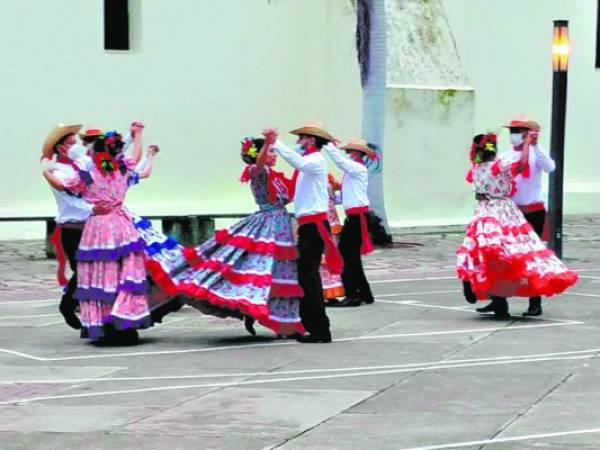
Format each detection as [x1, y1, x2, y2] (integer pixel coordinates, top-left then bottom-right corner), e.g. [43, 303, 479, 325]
[148, 129, 305, 337]
[43, 127, 170, 343]
[457, 132, 578, 319]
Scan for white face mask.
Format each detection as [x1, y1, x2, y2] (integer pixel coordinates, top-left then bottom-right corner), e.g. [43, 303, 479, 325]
[294, 143, 305, 155]
[510, 133, 524, 147]
[67, 143, 87, 160]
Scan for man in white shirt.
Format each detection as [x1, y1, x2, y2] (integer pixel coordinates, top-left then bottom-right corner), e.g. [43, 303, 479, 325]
[477, 117, 555, 317]
[270, 122, 343, 343]
[323, 138, 375, 307]
[41, 124, 109, 330]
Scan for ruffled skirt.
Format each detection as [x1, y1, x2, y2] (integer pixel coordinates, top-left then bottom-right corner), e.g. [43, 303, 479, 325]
[146, 208, 305, 336]
[456, 199, 578, 299]
[75, 210, 153, 340]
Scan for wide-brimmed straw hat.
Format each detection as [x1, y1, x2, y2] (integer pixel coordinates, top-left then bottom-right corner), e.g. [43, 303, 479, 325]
[290, 121, 334, 142]
[502, 115, 538, 130]
[41, 124, 82, 160]
[340, 137, 378, 158]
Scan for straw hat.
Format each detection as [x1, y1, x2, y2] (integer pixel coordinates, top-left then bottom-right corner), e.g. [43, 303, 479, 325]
[290, 120, 334, 142]
[502, 115, 537, 130]
[79, 127, 103, 139]
[41, 124, 82, 160]
[340, 138, 377, 158]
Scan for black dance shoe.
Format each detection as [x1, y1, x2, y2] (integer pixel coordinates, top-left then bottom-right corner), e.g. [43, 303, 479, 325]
[522, 306, 543, 317]
[476, 303, 496, 313]
[296, 333, 332, 344]
[59, 300, 82, 330]
[328, 297, 362, 307]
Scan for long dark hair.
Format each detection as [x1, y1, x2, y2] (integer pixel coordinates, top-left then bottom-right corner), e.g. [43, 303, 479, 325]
[366, 212, 393, 247]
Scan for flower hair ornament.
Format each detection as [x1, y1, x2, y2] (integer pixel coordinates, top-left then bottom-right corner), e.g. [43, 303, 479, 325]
[241, 137, 259, 160]
[239, 137, 262, 182]
[466, 132, 498, 183]
[470, 133, 497, 164]
[93, 131, 127, 175]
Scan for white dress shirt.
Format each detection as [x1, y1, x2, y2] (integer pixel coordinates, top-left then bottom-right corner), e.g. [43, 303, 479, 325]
[323, 144, 369, 210]
[272, 140, 328, 217]
[50, 162, 94, 224]
[501, 144, 555, 206]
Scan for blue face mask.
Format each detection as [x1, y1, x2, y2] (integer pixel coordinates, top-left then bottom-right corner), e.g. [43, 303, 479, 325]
[294, 143, 305, 155]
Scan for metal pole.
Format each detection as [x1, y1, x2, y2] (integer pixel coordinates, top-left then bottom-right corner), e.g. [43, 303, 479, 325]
[548, 60, 568, 260]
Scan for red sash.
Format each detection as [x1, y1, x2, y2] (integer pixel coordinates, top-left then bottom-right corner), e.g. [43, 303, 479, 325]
[518, 202, 549, 241]
[50, 226, 69, 286]
[297, 212, 343, 274]
[345, 206, 374, 255]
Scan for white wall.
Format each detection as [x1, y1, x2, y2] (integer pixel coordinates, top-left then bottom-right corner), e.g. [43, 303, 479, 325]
[0, 0, 597, 239]
[0, 0, 360, 221]
[441, 0, 600, 215]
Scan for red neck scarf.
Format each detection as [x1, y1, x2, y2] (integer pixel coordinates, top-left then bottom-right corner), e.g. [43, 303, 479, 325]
[56, 155, 80, 171]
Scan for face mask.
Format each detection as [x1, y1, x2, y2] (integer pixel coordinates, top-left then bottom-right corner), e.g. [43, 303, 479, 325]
[67, 143, 87, 160]
[510, 133, 524, 147]
[294, 143, 305, 155]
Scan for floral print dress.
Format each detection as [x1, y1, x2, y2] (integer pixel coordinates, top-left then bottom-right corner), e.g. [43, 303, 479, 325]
[147, 165, 305, 336]
[456, 159, 577, 299]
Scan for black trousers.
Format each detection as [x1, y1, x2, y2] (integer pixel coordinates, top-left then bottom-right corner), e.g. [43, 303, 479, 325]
[523, 209, 546, 305]
[60, 227, 83, 313]
[339, 214, 373, 301]
[297, 222, 331, 336]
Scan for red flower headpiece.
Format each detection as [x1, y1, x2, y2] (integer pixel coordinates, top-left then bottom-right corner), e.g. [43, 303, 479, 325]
[470, 133, 498, 164]
[241, 138, 256, 153]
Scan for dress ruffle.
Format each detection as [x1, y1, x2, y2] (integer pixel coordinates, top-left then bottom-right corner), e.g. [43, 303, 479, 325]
[78, 211, 145, 261]
[213, 229, 298, 260]
[457, 202, 578, 299]
[143, 204, 304, 336]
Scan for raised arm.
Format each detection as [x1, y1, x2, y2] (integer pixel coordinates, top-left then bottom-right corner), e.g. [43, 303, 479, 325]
[514, 134, 532, 174]
[256, 127, 277, 170]
[122, 132, 133, 154]
[137, 145, 159, 179]
[272, 140, 324, 173]
[129, 122, 144, 164]
[323, 143, 366, 175]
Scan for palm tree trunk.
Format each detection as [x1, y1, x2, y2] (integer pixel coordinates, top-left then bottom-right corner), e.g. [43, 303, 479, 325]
[358, 0, 390, 232]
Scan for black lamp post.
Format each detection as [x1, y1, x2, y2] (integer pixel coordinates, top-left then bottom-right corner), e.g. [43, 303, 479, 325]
[548, 20, 570, 260]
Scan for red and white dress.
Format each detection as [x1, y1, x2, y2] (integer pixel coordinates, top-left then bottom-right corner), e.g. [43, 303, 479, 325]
[457, 159, 578, 300]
